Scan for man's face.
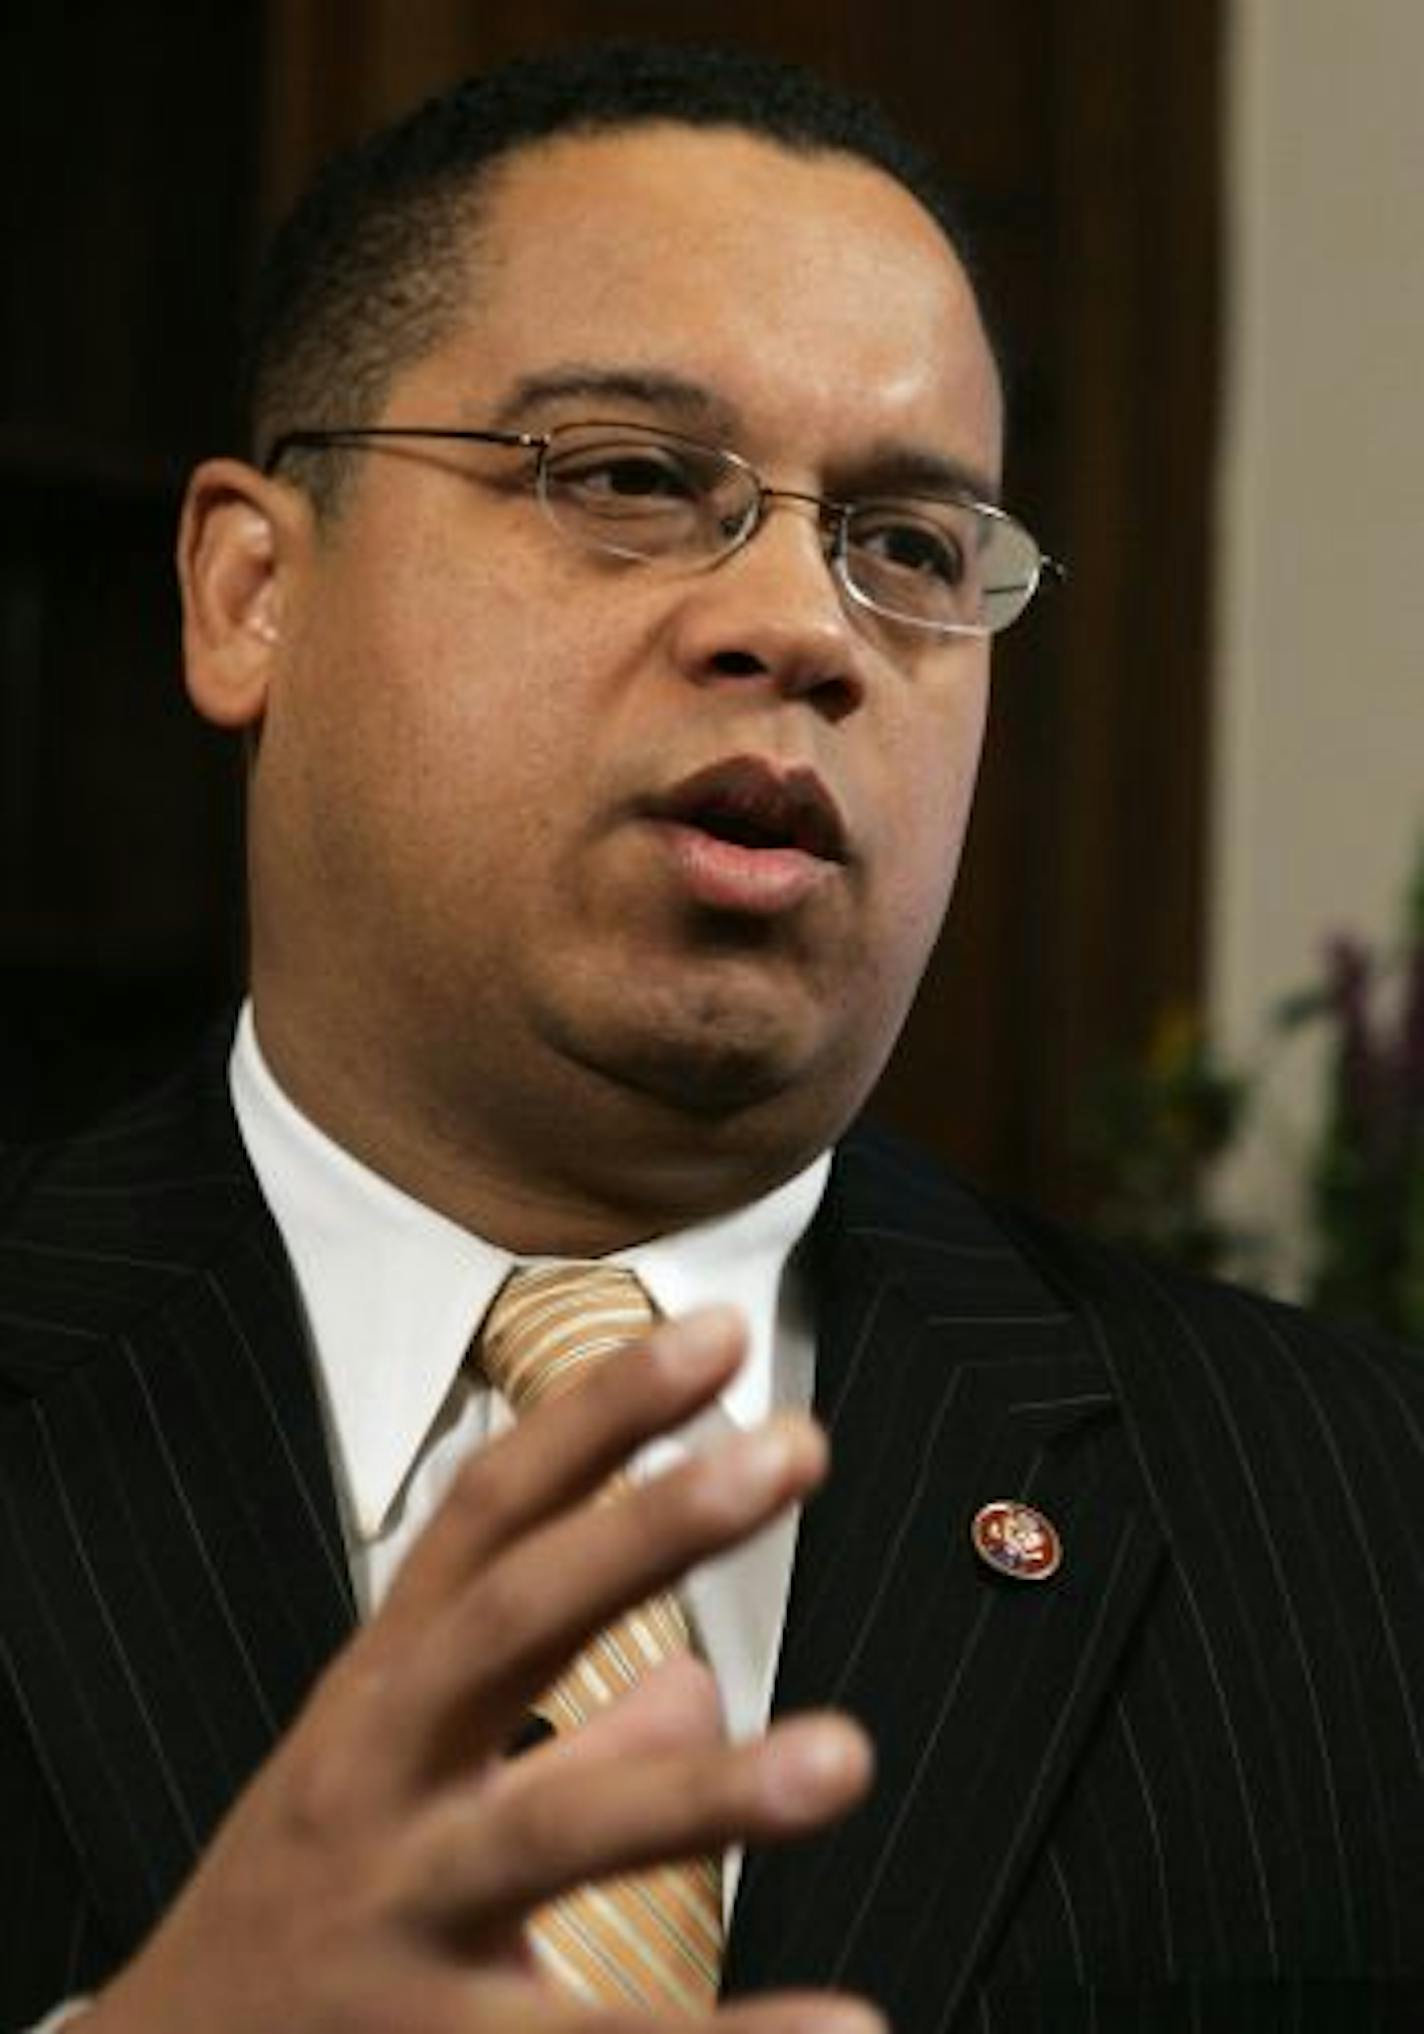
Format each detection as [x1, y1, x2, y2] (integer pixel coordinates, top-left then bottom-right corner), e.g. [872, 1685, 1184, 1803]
[244, 125, 1002, 1195]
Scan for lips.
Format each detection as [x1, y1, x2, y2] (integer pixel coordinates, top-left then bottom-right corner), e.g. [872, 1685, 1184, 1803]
[642, 756, 849, 917]
[650, 756, 848, 864]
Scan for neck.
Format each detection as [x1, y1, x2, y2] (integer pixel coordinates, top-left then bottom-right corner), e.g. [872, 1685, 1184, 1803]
[248, 1000, 835, 1256]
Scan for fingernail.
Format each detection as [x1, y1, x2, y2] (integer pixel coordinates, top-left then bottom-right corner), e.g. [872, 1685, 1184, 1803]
[770, 1719, 870, 1815]
[733, 1412, 824, 1493]
[730, 1416, 800, 1491]
[815, 2007, 888, 2034]
[778, 1997, 887, 2034]
[658, 1303, 745, 1376]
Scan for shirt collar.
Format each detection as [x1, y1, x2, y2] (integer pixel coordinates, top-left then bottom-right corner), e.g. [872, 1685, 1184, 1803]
[229, 1003, 828, 1542]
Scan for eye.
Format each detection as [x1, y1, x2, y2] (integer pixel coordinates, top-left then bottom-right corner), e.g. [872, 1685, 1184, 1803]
[549, 443, 701, 512]
[848, 505, 968, 586]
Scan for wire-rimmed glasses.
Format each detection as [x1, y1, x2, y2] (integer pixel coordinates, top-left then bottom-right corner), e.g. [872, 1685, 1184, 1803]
[264, 419, 1064, 637]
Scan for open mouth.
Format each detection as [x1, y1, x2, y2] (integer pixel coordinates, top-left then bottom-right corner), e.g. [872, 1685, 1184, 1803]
[652, 756, 848, 863]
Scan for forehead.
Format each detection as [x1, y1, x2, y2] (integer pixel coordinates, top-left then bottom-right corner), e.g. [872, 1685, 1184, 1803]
[396, 125, 1003, 481]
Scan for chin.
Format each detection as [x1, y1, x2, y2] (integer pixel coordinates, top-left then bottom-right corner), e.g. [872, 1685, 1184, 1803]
[587, 998, 886, 1140]
[617, 1033, 807, 1118]
[544, 951, 893, 1133]
[554, 989, 815, 1117]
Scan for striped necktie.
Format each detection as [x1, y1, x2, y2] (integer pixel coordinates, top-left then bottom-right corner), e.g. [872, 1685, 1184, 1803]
[480, 1262, 724, 2009]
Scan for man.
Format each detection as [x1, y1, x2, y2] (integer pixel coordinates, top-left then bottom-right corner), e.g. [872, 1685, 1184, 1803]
[4, 41, 1424, 2034]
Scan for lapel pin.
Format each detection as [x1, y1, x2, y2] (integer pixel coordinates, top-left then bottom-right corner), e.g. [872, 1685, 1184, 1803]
[972, 1499, 1063, 1582]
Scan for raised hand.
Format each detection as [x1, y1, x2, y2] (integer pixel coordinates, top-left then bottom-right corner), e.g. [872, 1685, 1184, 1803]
[80, 1306, 880, 2034]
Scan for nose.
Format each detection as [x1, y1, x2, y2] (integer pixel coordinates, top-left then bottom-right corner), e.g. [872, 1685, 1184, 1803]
[665, 493, 868, 724]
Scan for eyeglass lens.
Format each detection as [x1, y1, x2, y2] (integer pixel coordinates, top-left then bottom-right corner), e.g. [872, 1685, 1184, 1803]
[536, 423, 1041, 634]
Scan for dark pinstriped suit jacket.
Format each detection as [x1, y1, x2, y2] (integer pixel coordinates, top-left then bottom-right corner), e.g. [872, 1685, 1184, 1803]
[4, 1036, 1424, 2032]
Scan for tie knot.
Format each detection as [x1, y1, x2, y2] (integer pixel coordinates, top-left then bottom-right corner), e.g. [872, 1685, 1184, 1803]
[481, 1263, 656, 1414]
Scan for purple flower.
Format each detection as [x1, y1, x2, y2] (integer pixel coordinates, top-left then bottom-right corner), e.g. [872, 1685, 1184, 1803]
[1324, 935, 1380, 1145]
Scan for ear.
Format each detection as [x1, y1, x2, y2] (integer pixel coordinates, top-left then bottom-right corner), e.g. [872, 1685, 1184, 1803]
[178, 457, 306, 729]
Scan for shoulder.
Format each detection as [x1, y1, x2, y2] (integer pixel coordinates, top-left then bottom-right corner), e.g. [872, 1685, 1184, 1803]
[1002, 1187, 1424, 1416]
[835, 1115, 1424, 1429]
[0, 1023, 265, 1396]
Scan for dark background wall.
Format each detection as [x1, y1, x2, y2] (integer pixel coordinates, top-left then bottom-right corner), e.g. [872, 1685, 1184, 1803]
[0, 0, 1221, 1221]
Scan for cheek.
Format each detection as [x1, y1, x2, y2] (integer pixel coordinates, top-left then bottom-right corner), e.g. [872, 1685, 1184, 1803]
[299, 574, 559, 828]
[879, 667, 990, 944]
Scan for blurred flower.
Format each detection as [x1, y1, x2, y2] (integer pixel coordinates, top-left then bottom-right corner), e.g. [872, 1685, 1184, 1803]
[1078, 1005, 1253, 1277]
[1285, 842, 1424, 1340]
[1081, 833, 1424, 1342]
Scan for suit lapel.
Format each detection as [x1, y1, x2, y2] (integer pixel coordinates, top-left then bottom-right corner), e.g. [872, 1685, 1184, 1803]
[0, 1038, 354, 1956]
[726, 1129, 1164, 2026]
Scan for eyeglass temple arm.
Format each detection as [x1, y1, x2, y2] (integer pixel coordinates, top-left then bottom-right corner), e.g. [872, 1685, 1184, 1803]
[261, 424, 542, 474]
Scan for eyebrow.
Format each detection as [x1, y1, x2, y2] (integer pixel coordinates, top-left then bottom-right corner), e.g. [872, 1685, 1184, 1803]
[485, 366, 731, 432]
[849, 442, 1000, 508]
[482, 363, 1000, 506]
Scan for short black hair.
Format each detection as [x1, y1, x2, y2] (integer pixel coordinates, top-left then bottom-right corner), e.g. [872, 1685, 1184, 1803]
[248, 41, 983, 492]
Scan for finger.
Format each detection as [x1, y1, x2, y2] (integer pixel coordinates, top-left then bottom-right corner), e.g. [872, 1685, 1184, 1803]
[416, 1710, 873, 1931]
[448, 1975, 886, 2034]
[392, 1410, 828, 1784]
[500, 1654, 724, 1776]
[714, 1997, 887, 2034]
[380, 1305, 749, 1641]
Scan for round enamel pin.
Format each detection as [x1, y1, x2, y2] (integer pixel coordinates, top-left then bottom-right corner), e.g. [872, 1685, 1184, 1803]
[972, 1499, 1063, 1582]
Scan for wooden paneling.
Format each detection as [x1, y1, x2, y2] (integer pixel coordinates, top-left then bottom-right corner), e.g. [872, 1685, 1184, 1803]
[0, 6, 259, 1132]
